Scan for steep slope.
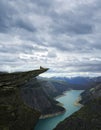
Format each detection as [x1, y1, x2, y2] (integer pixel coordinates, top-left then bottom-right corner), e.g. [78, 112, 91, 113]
[20, 78, 65, 118]
[54, 83, 101, 130]
[80, 82, 101, 104]
[0, 68, 48, 130]
[37, 78, 71, 97]
[54, 98, 101, 130]
[0, 87, 40, 130]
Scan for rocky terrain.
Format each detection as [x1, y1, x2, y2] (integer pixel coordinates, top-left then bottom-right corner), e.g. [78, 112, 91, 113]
[20, 78, 66, 118]
[0, 68, 70, 130]
[79, 82, 101, 104]
[22, 76, 100, 118]
[54, 82, 101, 130]
[1, 68, 101, 130]
[0, 68, 49, 130]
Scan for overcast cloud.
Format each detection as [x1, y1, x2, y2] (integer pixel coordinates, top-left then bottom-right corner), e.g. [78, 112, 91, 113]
[0, 0, 101, 77]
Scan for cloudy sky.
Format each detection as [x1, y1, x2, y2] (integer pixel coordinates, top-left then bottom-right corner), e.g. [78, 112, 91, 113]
[0, 0, 101, 77]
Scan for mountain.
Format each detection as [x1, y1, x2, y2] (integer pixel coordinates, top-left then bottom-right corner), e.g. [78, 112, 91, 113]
[51, 76, 91, 85]
[0, 68, 49, 130]
[50, 76, 101, 90]
[1, 68, 101, 130]
[79, 82, 101, 104]
[54, 82, 101, 130]
[20, 78, 66, 118]
[36, 77, 72, 97]
[0, 68, 69, 129]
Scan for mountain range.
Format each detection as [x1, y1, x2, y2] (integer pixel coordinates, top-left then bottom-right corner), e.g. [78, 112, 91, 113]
[0, 69, 101, 130]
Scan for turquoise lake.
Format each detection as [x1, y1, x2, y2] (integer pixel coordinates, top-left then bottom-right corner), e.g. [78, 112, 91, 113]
[35, 90, 84, 130]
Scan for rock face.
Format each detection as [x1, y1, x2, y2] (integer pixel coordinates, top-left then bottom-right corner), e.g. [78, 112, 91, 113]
[80, 83, 101, 104]
[0, 68, 48, 130]
[1, 68, 100, 130]
[20, 76, 100, 118]
[0, 87, 40, 130]
[0, 68, 49, 87]
[20, 78, 66, 117]
[0, 68, 66, 130]
[54, 83, 101, 130]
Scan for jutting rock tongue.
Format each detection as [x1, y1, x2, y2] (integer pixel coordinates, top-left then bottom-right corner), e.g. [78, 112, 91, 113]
[0, 67, 48, 130]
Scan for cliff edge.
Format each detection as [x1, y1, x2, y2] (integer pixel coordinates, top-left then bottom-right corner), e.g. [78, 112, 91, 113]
[0, 68, 48, 130]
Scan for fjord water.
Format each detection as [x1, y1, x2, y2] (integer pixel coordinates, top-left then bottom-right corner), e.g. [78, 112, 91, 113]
[35, 90, 84, 130]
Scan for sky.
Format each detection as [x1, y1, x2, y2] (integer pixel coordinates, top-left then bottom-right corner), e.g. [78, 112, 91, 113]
[0, 0, 101, 77]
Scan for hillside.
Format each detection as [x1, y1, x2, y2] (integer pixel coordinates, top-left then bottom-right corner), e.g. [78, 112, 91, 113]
[20, 78, 65, 118]
[0, 68, 49, 130]
[54, 83, 101, 130]
[37, 77, 72, 97]
[80, 82, 101, 104]
[1, 68, 101, 130]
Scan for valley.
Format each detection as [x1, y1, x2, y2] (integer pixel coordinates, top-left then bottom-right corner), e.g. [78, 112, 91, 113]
[0, 68, 101, 130]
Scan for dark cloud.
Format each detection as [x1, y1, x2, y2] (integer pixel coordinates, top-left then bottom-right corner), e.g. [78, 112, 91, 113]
[0, 43, 33, 54]
[51, 16, 93, 35]
[31, 0, 52, 8]
[0, 0, 18, 33]
[0, 1, 11, 32]
[0, 0, 101, 76]
[69, 23, 93, 34]
[15, 19, 37, 32]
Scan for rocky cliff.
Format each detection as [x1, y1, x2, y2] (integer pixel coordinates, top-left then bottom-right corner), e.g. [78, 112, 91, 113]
[0, 68, 48, 130]
[20, 78, 65, 117]
[80, 82, 101, 104]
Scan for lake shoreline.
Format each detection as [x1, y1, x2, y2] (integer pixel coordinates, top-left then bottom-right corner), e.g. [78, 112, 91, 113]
[40, 90, 71, 119]
[40, 90, 84, 119]
[35, 90, 84, 130]
[39, 110, 66, 119]
[54, 89, 72, 100]
[74, 96, 84, 107]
